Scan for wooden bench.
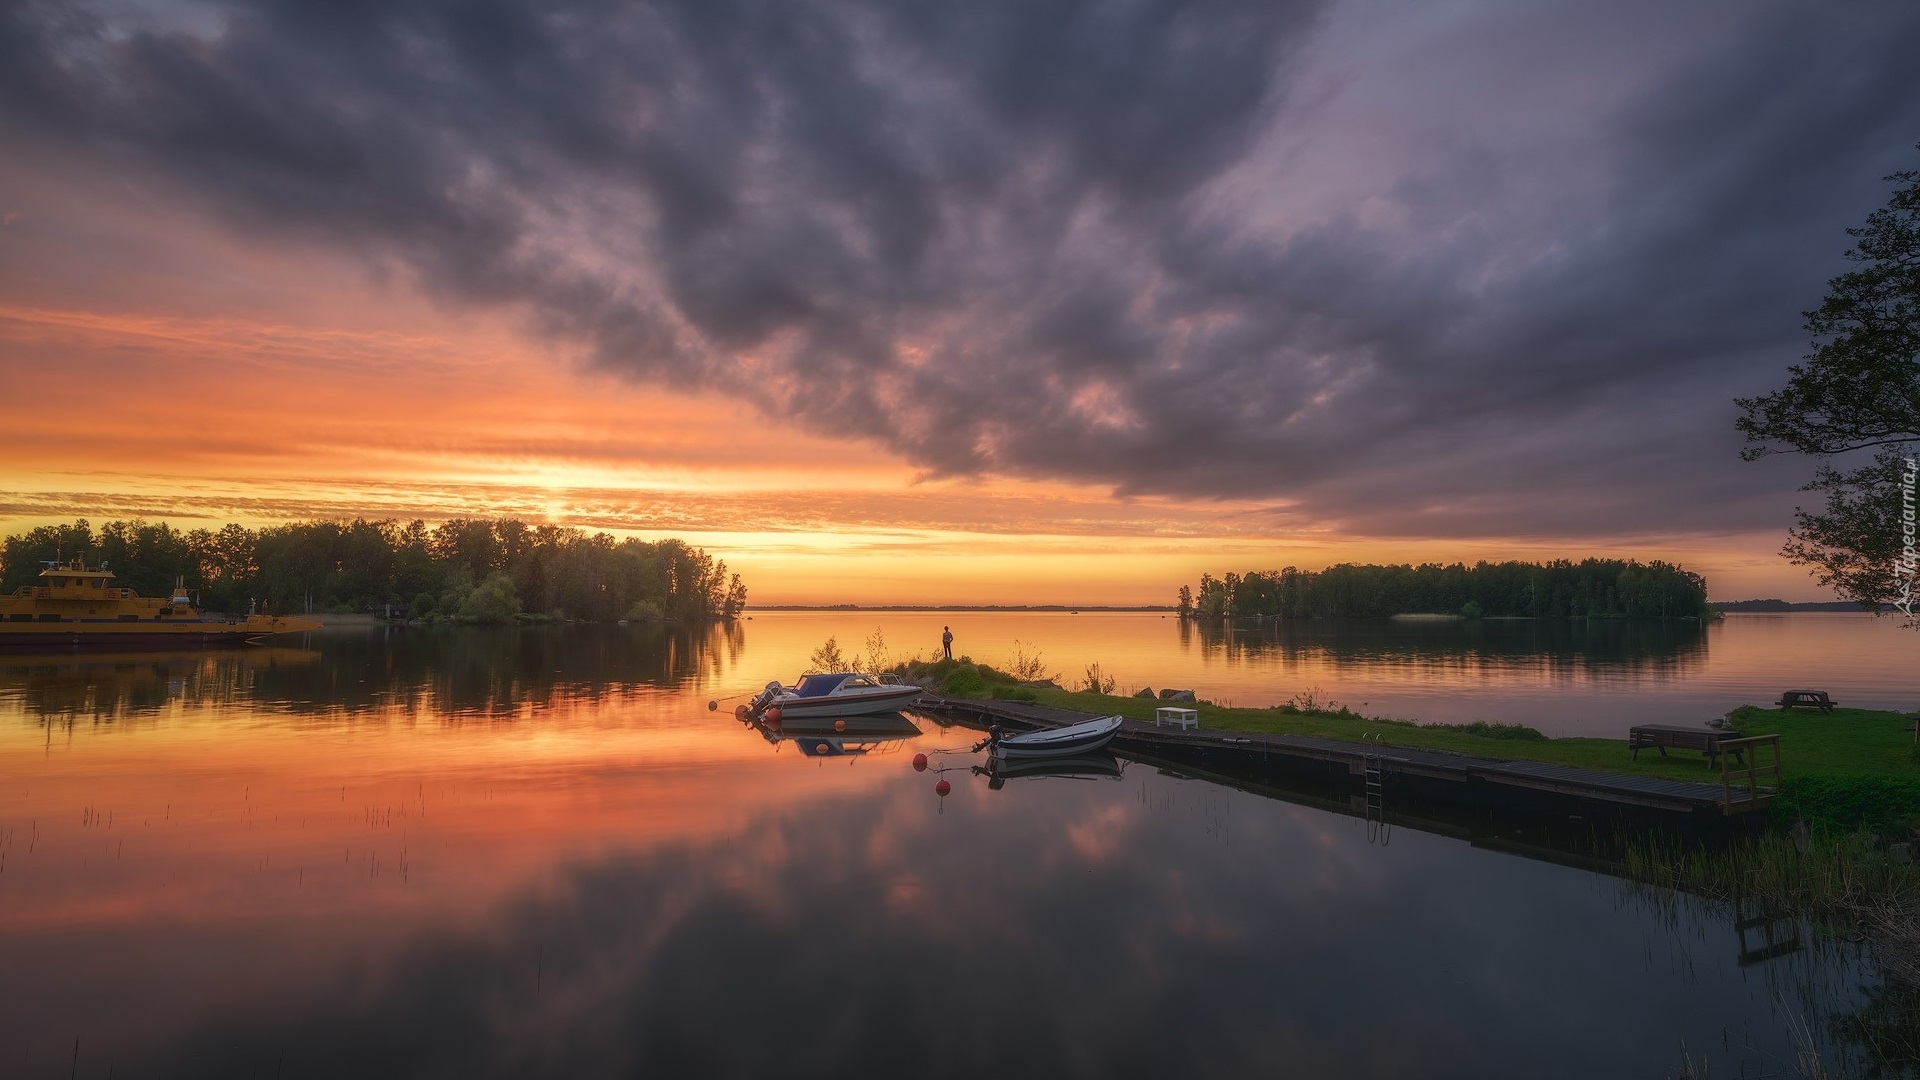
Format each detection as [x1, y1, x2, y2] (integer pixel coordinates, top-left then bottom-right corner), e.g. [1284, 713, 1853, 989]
[1630, 725, 1746, 765]
[1154, 706, 1198, 730]
[1778, 689, 1835, 712]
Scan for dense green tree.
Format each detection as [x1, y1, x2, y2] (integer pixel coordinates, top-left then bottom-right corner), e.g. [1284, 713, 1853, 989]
[0, 517, 746, 622]
[457, 572, 522, 624]
[1738, 156, 1919, 614]
[1179, 559, 1710, 620]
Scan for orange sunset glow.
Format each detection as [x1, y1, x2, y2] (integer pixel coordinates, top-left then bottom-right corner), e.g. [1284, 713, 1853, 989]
[1, 0, 1884, 606]
[0, 284, 1818, 602]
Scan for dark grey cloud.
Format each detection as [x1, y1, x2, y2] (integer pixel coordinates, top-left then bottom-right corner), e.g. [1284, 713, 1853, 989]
[3, 0, 1918, 537]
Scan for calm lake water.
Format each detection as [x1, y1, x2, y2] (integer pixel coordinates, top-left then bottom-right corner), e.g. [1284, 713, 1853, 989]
[0, 614, 1910, 1078]
[749, 610, 1917, 735]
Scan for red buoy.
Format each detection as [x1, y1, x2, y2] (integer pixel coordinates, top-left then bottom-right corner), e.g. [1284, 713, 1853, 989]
[934, 779, 951, 797]
[912, 753, 928, 772]
[765, 706, 783, 722]
[734, 704, 748, 720]
[834, 719, 846, 731]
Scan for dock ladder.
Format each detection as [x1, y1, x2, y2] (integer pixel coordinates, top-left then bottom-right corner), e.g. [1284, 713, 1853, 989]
[1364, 752, 1391, 845]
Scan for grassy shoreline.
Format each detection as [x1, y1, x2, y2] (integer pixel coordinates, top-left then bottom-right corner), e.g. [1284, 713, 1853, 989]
[1033, 687, 1919, 795]
[902, 656, 1920, 827]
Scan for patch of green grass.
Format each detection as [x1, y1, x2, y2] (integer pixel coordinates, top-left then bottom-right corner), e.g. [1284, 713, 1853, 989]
[1027, 688, 1920, 793]
[900, 655, 1026, 696]
[1774, 774, 1920, 831]
[1723, 705, 1919, 777]
[1421, 720, 1550, 741]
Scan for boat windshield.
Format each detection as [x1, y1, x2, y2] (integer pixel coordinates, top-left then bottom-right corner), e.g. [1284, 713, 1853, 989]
[792, 673, 853, 698]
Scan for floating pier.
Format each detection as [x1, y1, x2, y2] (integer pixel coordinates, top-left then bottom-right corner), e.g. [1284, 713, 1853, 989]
[912, 696, 1775, 829]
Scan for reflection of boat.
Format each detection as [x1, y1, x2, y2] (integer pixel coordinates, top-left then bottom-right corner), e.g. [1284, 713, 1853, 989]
[0, 647, 322, 717]
[973, 750, 1123, 789]
[743, 710, 923, 758]
[0, 559, 320, 648]
[987, 715, 1124, 759]
[748, 672, 921, 719]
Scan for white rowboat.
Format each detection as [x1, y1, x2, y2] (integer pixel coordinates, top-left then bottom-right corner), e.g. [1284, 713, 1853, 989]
[989, 714, 1124, 759]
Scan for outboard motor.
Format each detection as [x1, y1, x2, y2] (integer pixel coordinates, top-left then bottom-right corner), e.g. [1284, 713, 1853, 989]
[748, 680, 784, 716]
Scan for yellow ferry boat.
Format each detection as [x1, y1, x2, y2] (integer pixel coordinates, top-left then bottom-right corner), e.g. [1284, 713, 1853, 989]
[0, 558, 321, 648]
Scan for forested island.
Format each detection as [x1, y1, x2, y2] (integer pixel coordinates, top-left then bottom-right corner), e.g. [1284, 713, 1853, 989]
[1178, 560, 1712, 620]
[1, 518, 746, 623]
[1710, 599, 1871, 612]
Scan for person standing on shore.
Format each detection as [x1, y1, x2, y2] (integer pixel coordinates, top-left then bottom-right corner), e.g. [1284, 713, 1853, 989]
[942, 625, 953, 661]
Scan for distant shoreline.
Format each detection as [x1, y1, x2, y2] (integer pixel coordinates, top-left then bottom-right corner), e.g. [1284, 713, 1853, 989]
[750, 603, 1877, 614]
[1710, 600, 1874, 612]
[748, 605, 1178, 612]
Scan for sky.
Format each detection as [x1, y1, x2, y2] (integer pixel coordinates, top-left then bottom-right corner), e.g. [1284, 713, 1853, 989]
[2, 0, 1918, 604]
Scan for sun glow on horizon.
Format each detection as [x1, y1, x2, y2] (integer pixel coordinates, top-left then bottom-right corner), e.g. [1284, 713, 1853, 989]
[0, 296, 1825, 604]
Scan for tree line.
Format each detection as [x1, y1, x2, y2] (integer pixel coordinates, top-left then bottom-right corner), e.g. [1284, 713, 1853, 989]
[1177, 560, 1712, 620]
[1, 518, 747, 623]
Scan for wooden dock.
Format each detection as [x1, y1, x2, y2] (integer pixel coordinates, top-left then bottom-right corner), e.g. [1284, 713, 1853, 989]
[912, 695, 1774, 827]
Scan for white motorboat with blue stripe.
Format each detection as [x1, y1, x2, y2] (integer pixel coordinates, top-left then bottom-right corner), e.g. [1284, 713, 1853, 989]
[748, 672, 921, 719]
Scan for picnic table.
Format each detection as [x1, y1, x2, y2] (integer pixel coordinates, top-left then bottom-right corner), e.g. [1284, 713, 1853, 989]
[1629, 724, 1747, 765]
[1778, 689, 1834, 712]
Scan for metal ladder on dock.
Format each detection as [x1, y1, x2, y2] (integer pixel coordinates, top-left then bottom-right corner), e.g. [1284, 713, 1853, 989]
[1363, 753, 1390, 845]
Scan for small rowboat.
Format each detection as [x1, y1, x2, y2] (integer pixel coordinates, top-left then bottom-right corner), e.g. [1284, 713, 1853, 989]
[974, 750, 1123, 788]
[988, 715, 1124, 759]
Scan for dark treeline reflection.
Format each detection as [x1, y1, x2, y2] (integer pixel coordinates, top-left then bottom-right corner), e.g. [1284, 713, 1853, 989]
[1, 624, 742, 725]
[1181, 616, 1709, 675]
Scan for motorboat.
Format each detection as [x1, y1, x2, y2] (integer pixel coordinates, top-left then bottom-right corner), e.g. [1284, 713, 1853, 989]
[747, 671, 922, 719]
[985, 714, 1124, 759]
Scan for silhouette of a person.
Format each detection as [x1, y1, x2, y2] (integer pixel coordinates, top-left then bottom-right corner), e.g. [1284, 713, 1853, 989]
[941, 625, 953, 661]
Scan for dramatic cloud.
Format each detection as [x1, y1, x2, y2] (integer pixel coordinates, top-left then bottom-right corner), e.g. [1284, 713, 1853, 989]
[3, 0, 1918, 536]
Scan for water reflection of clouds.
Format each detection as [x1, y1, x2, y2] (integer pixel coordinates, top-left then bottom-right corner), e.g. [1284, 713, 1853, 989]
[0, 626, 1885, 1077]
[0, 738, 1862, 1079]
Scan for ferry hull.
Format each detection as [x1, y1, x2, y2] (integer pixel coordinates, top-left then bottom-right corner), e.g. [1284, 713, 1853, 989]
[0, 618, 319, 650]
[0, 630, 270, 650]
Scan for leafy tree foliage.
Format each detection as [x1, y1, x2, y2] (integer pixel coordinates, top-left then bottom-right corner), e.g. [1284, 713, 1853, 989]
[805, 636, 850, 674]
[1182, 560, 1711, 620]
[1738, 157, 1919, 610]
[1, 517, 746, 622]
